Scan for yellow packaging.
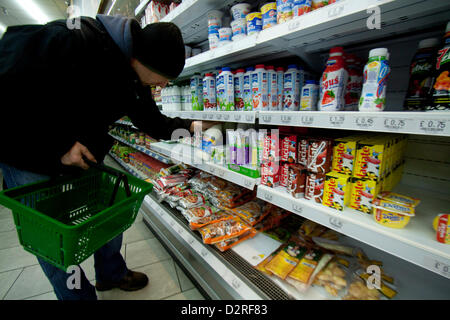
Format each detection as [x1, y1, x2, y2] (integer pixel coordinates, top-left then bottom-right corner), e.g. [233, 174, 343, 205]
[331, 137, 359, 175]
[287, 249, 322, 284]
[372, 194, 417, 229]
[353, 139, 385, 181]
[349, 178, 380, 214]
[322, 172, 351, 211]
[265, 243, 307, 279]
[432, 214, 449, 244]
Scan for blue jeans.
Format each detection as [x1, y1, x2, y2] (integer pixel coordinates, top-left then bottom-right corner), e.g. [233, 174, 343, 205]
[0, 163, 128, 300]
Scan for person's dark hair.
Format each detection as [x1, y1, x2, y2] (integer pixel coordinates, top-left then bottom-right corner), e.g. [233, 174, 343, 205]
[132, 22, 185, 80]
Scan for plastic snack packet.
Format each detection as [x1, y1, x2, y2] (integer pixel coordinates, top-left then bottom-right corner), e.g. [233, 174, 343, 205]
[313, 258, 349, 297]
[178, 193, 207, 209]
[189, 211, 234, 230]
[215, 228, 258, 252]
[264, 241, 307, 279]
[198, 216, 252, 244]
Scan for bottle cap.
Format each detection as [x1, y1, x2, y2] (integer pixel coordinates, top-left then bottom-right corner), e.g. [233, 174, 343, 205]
[205, 73, 213, 77]
[369, 48, 389, 58]
[246, 67, 255, 71]
[306, 80, 316, 85]
[330, 47, 344, 56]
[236, 68, 245, 73]
[255, 64, 265, 69]
[222, 67, 231, 71]
[276, 67, 285, 72]
[287, 64, 298, 69]
[418, 38, 440, 49]
[266, 65, 274, 70]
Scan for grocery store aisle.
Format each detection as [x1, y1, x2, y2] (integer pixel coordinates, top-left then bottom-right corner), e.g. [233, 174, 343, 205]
[0, 159, 204, 300]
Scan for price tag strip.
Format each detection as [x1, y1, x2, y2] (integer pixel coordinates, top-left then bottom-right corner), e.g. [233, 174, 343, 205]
[143, 196, 262, 299]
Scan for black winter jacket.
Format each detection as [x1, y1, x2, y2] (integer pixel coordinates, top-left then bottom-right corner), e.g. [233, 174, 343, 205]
[0, 17, 191, 176]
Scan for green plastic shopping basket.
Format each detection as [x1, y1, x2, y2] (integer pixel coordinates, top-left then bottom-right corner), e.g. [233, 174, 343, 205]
[0, 159, 153, 271]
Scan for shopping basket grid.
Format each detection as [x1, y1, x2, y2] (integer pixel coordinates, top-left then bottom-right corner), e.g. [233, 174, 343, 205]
[0, 164, 153, 271]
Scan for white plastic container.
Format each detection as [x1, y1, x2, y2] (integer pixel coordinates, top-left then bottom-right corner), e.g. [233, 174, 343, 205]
[183, 86, 192, 111]
[276, 67, 284, 110]
[219, 27, 232, 42]
[234, 69, 245, 111]
[243, 67, 254, 111]
[230, 18, 247, 41]
[203, 73, 216, 111]
[230, 3, 251, 20]
[208, 10, 223, 32]
[300, 80, 319, 111]
[266, 66, 278, 111]
[217, 67, 234, 111]
[246, 12, 262, 36]
[359, 48, 390, 112]
[208, 33, 220, 50]
[283, 64, 301, 111]
[171, 86, 181, 111]
[191, 73, 203, 110]
[252, 64, 268, 111]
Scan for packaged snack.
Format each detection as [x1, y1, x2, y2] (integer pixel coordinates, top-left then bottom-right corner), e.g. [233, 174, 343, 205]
[189, 211, 234, 230]
[349, 178, 380, 214]
[312, 0, 335, 10]
[225, 199, 272, 226]
[265, 241, 307, 279]
[304, 171, 326, 204]
[376, 191, 420, 207]
[287, 164, 307, 199]
[322, 172, 351, 211]
[297, 137, 309, 166]
[276, 0, 294, 24]
[198, 216, 253, 244]
[180, 205, 220, 223]
[255, 207, 291, 232]
[433, 214, 449, 244]
[280, 134, 297, 163]
[307, 139, 333, 174]
[215, 228, 258, 252]
[313, 258, 349, 297]
[255, 249, 280, 275]
[178, 193, 207, 209]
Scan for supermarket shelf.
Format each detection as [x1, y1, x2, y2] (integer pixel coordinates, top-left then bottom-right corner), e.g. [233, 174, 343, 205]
[109, 133, 173, 165]
[142, 192, 450, 300]
[161, 110, 258, 124]
[115, 119, 137, 129]
[258, 111, 450, 137]
[150, 141, 259, 190]
[179, 0, 450, 76]
[256, 184, 450, 280]
[134, 0, 150, 16]
[108, 151, 150, 180]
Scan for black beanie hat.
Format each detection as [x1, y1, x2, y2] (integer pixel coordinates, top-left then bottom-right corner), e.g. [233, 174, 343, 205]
[132, 22, 185, 80]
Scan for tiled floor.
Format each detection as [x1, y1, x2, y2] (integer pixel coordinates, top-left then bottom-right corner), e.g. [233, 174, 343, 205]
[0, 157, 205, 300]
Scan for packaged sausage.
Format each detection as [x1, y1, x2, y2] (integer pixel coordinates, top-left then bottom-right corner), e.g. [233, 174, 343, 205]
[178, 193, 207, 209]
[189, 211, 234, 230]
[198, 216, 253, 244]
[224, 199, 273, 226]
[307, 139, 333, 174]
[215, 228, 258, 252]
[287, 164, 307, 199]
[304, 171, 326, 203]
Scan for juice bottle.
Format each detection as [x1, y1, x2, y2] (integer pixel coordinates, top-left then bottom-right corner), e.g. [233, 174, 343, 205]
[203, 73, 216, 111]
[319, 47, 348, 111]
[428, 21, 450, 111]
[344, 54, 363, 111]
[276, 67, 284, 110]
[404, 38, 440, 111]
[359, 48, 390, 112]
[234, 69, 245, 110]
[283, 64, 301, 111]
[252, 64, 269, 111]
[266, 66, 279, 110]
[243, 67, 254, 111]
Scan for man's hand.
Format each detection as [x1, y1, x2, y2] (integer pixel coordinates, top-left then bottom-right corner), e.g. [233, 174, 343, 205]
[61, 142, 97, 170]
[190, 121, 219, 133]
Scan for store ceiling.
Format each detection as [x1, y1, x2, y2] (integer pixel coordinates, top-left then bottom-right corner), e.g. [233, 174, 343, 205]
[0, 0, 69, 34]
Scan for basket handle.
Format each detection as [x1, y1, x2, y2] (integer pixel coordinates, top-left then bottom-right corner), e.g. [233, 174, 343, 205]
[82, 156, 131, 206]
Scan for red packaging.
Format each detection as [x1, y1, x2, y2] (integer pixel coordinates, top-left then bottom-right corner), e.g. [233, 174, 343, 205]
[298, 137, 309, 166]
[280, 135, 297, 163]
[307, 139, 333, 174]
[280, 162, 292, 187]
[287, 165, 306, 199]
[261, 162, 280, 188]
[305, 172, 326, 204]
[262, 133, 280, 163]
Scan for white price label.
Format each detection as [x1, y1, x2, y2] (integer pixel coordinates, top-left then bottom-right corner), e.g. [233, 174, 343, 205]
[188, 238, 194, 245]
[384, 118, 406, 130]
[260, 115, 272, 123]
[329, 115, 345, 127]
[263, 192, 273, 202]
[281, 115, 292, 124]
[243, 179, 254, 189]
[329, 216, 344, 229]
[355, 116, 375, 128]
[223, 114, 230, 121]
[217, 168, 225, 177]
[208, 113, 214, 120]
[418, 119, 446, 133]
[216, 113, 223, 120]
[287, 19, 301, 31]
[231, 278, 241, 289]
[300, 115, 314, 125]
[328, 4, 344, 18]
[424, 258, 450, 279]
[234, 114, 242, 121]
[202, 113, 208, 120]
[291, 203, 303, 214]
[201, 249, 209, 257]
[190, 113, 196, 119]
[245, 114, 254, 122]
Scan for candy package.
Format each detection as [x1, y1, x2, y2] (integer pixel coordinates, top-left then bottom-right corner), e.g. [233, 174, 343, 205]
[198, 217, 253, 244]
